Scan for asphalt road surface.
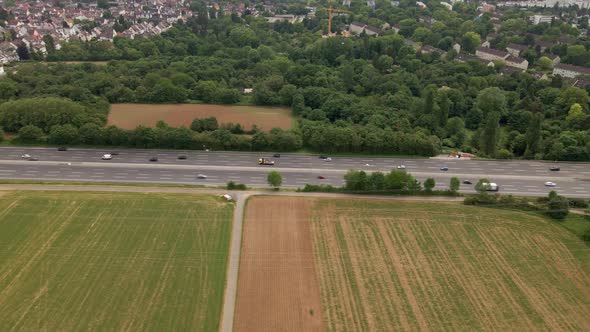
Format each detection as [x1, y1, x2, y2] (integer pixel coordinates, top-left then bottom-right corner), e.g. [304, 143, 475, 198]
[1, 147, 589, 197]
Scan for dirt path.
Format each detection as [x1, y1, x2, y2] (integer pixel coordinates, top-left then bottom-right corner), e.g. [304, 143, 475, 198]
[220, 192, 250, 332]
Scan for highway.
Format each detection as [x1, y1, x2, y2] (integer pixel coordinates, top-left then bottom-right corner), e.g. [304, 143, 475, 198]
[1, 147, 589, 197]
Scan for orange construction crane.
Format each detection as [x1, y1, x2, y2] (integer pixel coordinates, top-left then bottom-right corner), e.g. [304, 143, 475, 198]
[322, 1, 352, 36]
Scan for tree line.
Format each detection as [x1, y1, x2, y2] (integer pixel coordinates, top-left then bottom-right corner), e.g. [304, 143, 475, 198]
[0, 1, 589, 159]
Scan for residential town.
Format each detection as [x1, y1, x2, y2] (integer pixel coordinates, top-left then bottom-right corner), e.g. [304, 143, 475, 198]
[0, 0, 198, 63]
[1, 0, 590, 85]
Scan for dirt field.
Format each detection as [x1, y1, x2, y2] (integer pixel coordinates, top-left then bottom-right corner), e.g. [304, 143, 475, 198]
[311, 199, 590, 331]
[233, 196, 324, 332]
[0, 191, 233, 331]
[108, 104, 293, 131]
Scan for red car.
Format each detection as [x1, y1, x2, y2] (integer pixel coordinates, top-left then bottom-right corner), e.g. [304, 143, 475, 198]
[317, 175, 326, 179]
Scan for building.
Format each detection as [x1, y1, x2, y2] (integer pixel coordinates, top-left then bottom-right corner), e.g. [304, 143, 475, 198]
[499, 0, 590, 9]
[349, 21, 382, 36]
[505, 56, 529, 70]
[553, 63, 590, 78]
[530, 14, 553, 25]
[475, 46, 509, 61]
[421, 45, 445, 55]
[501, 66, 524, 76]
[535, 40, 555, 53]
[480, 2, 496, 12]
[541, 53, 561, 66]
[441, 2, 453, 10]
[266, 15, 303, 24]
[506, 43, 527, 57]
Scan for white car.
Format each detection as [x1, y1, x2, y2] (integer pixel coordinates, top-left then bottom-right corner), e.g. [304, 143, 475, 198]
[21, 154, 31, 159]
[102, 154, 112, 160]
[545, 181, 557, 187]
[197, 174, 207, 179]
[324, 157, 332, 162]
[397, 165, 406, 169]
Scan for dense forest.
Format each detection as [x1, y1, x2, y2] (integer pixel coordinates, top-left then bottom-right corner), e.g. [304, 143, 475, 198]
[0, 0, 589, 159]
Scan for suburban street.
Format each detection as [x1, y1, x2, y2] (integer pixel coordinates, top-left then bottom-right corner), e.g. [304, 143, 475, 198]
[1, 147, 589, 197]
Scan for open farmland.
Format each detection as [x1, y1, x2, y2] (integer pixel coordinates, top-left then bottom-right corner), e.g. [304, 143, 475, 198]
[0, 191, 233, 331]
[108, 103, 293, 131]
[311, 199, 590, 331]
[233, 196, 324, 332]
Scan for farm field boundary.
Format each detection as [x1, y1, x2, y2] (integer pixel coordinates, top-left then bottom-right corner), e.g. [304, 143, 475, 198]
[108, 103, 293, 131]
[233, 196, 324, 332]
[310, 198, 590, 331]
[0, 191, 233, 331]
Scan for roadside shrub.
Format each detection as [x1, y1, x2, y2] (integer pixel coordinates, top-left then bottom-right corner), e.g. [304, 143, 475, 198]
[569, 198, 589, 209]
[226, 181, 247, 190]
[0, 127, 4, 142]
[424, 178, 435, 192]
[298, 184, 340, 192]
[495, 149, 513, 159]
[498, 194, 516, 205]
[17, 125, 44, 142]
[547, 195, 569, 219]
[48, 124, 79, 145]
[582, 228, 590, 242]
[464, 192, 498, 205]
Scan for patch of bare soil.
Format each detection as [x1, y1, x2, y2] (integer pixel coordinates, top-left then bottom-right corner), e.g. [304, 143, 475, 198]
[233, 196, 324, 332]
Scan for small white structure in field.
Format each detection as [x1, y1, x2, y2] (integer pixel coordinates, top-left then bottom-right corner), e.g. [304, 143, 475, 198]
[221, 194, 233, 201]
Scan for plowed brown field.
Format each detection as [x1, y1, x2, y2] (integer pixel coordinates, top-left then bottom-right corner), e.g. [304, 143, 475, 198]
[311, 199, 590, 331]
[233, 196, 324, 332]
[108, 104, 292, 131]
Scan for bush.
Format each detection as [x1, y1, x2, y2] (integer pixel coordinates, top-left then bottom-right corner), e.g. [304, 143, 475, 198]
[547, 195, 569, 219]
[569, 198, 589, 209]
[48, 124, 79, 145]
[424, 178, 435, 192]
[298, 184, 340, 192]
[0, 127, 4, 142]
[464, 192, 498, 205]
[17, 125, 44, 142]
[226, 181, 247, 190]
[495, 149, 513, 159]
[449, 177, 460, 193]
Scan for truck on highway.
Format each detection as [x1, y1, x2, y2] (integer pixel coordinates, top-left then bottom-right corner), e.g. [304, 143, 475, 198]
[482, 182, 499, 191]
[258, 158, 275, 165]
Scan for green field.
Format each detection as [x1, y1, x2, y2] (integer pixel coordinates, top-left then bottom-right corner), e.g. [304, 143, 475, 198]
[311, 199, 590, 331]
[0, 191, 233, 331]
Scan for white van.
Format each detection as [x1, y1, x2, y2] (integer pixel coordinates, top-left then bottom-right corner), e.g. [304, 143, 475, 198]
[483, 182, 499, 191]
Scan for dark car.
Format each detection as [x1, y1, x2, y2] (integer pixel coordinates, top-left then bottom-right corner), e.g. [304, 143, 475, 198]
[28, 157, 39, 161]
[57, 147, 68, 151]
[550, 166, 560, 171]
[273, 153, 281, 158]
[319, 155, 328, 159]
[149, 156, 158, 162]
[440, 166, 449, 171]
[178, 155, 188, 160]
[463, 180, 472, 184]
[318, 175, 326, 179]
[111, 152, 120, 156]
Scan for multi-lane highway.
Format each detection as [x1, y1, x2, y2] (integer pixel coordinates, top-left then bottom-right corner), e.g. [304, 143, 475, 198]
[1, 147, 589, 197]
